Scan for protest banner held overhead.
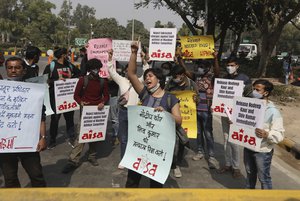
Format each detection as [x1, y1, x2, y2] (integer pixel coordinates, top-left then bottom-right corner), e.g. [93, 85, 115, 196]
[211, 78, 244, 117]
[54, 78, 80, 114]
[26, 74, 54, 116]
[112, 40, 142, 62]
[120, 106, 176, 184]
[87, 38, 114, 78]
[229, 96, 266, 151]
[149, 28, 177, 61]
[170, 90, 197, 139]
[78, 106, 110, 143]
[180, 35, 214, 59]
[0, 80, 45, 153]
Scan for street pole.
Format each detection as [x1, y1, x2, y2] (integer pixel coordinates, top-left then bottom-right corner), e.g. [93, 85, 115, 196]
[204, 0, 208, 35]
[67, 0, 71, 49]
[90, 23, 93, 39]
[131, 0, 135, 41]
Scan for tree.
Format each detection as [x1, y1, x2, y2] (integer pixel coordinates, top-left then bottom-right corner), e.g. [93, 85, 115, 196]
[249, 0, 300, 77]
[126, 20, 149, 47]
[72, 4, 96, 35]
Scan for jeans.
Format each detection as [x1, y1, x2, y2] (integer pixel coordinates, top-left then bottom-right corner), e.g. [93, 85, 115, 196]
[125, 169, 163, 188]
[0, 152, 46, 187]
[118, 106, 128, 159]
[221, 116, 240, 169]
[196, 110, 215, 157]
[244, 148, 274, 189]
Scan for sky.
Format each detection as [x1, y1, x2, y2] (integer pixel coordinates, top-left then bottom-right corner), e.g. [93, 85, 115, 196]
[48, 0, 184, 29]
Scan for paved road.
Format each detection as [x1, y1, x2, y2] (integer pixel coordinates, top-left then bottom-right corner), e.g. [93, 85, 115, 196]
[0, 56, 299, 189]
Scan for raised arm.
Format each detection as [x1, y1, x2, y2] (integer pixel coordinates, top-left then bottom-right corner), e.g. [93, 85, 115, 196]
[128, 42, 145, 95]
[212, 51, 220, 77]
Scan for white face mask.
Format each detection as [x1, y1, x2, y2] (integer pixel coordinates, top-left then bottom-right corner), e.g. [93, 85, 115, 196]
[148, 82, 160, 94]
[251, 90, 263, 99]
[226, 66, 237, 74]
[91, 69, 99, 75]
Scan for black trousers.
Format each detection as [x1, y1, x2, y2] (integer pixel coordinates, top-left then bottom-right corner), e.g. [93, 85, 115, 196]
[0, 152, 46, 187]
[125, 169, 163, 188]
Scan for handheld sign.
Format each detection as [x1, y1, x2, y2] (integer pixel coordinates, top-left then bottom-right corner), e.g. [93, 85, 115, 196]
[149, 28, 177, 61]
[78, 106, 110, 143]
[112, 40, 142, 62]
[54, 78, 80, 114]
[0, 80, 44, 153]
[120, 106, 176, 184]
[228, 97, 266, 151]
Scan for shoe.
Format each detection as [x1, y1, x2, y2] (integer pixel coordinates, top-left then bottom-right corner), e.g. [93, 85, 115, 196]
[47, 142, 56, 150]
[66, 138, 75, 148]
[217, 166, 232, 174]
[88, 158, 99, 166]
[62, 162, 78, 174]
[192, 153, 204, 161]
[118, 164, 125, 170]
[208, 157, 219, 169]
[232, 169, 243, 178]
[173, 166, 182, 178]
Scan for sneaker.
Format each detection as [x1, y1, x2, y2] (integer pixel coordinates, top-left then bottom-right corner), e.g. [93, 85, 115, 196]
[62, 162, 78, 174]
[232, 169, 243, 178]
[208, 157, 219, 169]
[88, 158, 99, 166]
[66, 138, 75, 148]
[217, 166, 232, 174]
[47, 142, 56, 150]
[192, 152, 204, 161]
[173, 166, 182, 178]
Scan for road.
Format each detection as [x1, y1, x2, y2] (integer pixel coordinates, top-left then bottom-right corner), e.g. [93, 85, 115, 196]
[0, 56, 299, 189]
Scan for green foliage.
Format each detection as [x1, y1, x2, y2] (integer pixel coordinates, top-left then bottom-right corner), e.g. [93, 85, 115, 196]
[271, 85, 299, 102]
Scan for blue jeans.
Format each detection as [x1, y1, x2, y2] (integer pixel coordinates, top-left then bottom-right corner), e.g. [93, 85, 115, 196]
[196, 110, 215, 157]
[244, 148, 274, 189]
[118, 106, 128, 159]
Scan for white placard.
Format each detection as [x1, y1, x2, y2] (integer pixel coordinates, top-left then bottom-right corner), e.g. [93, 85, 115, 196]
[211, 78, 244, 117]
[0, 80, 44, 153]
[228, 97, 266, 151]
[26, 74, 54, 116]
[54, 78, 80, 114]
[149, 28, 177, 61]
[78, 106, 110, 143]
[120, 106, 176, 184]
[112, 40, 142, 62]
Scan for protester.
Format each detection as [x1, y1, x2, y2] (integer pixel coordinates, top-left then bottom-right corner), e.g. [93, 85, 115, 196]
[107, 49, 149, 169]
[218, 57, 252, 178]
[161, 61, 173, 83]
[43, 47, 81, 149]
[23, 46, 42, 80]
[0, 51, 5, 67]
[125, 41, 182, 188]
[79, 47, 88, 76]
[282, 55, 292, 85]
[244, 79, 284, 189]
[0, 57, 47, 187]
[62, 58, 109, 173]
[165, 64, 198, 177]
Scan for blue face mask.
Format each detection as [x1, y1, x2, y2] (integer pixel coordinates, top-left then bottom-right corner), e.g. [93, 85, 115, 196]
[251, 90, 263, 99]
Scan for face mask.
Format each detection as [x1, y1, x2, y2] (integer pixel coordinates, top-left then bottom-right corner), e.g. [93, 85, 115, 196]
[91, 69, 99, 75]
[148, 82, 160, 94]
[251, 90, 263, 99]
[8, 76, 23, 81]
[162, 69, 170, 76]
[226, 66, 237, 74]
[172, 78, 182, 83]
[195, 67, 209, 76]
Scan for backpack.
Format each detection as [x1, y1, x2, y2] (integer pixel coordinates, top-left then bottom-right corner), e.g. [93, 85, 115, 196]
[49, 60, 74, 78]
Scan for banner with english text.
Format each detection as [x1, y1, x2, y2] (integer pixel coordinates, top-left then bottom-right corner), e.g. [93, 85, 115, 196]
[149, 28, 177, 61]
[211, 78, 244, 117]
[0, 80, 44, 153]
[112, 40, 142, 62]
[170, 90, 197, 139]
[78, 106, 109, 143]
[119, 106, 176, 184]
[180, 35, 214, 59]
[87, 38, 113, 78]
[229, 97, 266, 151]
[54, 78, 79, 114]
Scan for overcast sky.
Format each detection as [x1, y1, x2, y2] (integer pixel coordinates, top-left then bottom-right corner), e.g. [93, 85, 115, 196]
[48, 0, 184, 29]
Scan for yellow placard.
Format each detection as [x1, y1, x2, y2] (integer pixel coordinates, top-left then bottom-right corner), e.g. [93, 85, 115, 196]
[171, 90, 197, 139]
[180, 35, 214, 59]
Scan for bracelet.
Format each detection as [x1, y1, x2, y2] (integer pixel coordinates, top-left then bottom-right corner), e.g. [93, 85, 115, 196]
[40, 135, 46, 139]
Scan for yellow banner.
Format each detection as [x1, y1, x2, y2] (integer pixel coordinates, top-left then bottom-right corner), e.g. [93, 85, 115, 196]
[171, 90, 197, 139]
[180, 35, 214, 59]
